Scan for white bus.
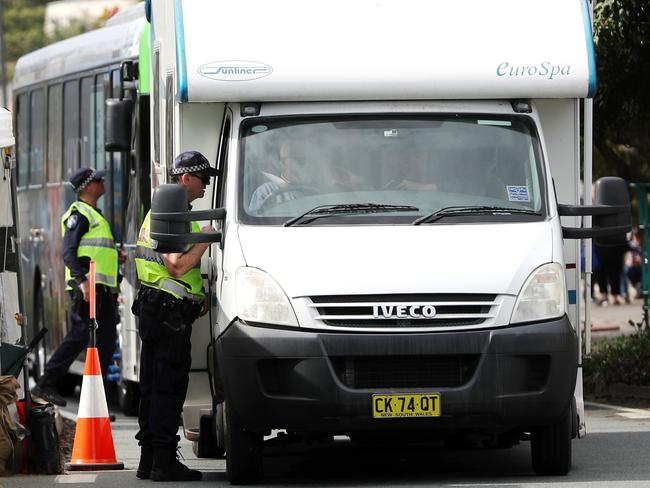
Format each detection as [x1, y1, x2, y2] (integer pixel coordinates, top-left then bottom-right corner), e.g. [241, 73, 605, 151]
[12, 5, 150, 414]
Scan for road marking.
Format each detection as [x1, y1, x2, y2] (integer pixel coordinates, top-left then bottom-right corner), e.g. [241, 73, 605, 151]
[55, 474, 97, 483]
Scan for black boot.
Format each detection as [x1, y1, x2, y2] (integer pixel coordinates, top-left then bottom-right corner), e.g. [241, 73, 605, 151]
[136, 446, 153, 479]
[31, 373, 67, 407]
[150, 448, 202, 482]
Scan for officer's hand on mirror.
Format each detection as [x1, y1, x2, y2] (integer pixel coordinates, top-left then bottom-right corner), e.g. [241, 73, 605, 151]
[79, 280, 91, 302]
[201, 224, 215, 233]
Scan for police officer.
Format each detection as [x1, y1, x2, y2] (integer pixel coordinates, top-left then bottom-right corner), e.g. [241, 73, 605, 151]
[133, 151, 217, 482]
[31, 168, 124, 407]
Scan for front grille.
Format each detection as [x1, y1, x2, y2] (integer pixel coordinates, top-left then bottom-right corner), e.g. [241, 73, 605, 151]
[331, 355, 480, 389]
[309, 294, 497, 329]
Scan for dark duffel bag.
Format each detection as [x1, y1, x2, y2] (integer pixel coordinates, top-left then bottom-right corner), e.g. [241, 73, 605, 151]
[29, 403, 61, 474]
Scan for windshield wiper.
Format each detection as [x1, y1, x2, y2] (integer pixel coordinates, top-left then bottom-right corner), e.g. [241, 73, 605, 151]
[413, 205, 541, 225]
[284, 203, 419, 227]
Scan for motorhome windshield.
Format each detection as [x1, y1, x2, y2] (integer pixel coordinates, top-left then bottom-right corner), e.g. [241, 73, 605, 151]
[239, 116, 546, 225]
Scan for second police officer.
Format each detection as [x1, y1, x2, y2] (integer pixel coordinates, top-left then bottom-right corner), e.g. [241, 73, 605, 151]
[133, 151, 218, 482]
[31, 168, 124, 407]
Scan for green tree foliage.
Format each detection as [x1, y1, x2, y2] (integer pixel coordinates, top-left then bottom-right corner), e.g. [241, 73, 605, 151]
[593, 0, 650, 182]
[3, 0, 47, 62]
[2, 0, 107, 80]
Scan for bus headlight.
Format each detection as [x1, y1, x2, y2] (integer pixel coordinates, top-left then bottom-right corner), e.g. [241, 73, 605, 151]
[235, 267, 298, 327]
[511, 263, 566, 324]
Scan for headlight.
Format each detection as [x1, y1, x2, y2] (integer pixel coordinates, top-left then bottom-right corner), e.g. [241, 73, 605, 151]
[511, 262, 566, 324]
[235, 267, 298, 327]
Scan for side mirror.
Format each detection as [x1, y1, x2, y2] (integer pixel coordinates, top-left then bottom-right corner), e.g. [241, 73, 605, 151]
[558, 176, 631, 239]
[104, 98, 133, 152]
[593, 176, 631, 246]
[150, 184, 225, 253]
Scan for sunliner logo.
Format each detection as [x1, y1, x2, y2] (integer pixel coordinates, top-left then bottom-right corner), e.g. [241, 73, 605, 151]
[198, 60, 273, 81]
[496, 61, 571, 80]
[373, 304, 437, 319]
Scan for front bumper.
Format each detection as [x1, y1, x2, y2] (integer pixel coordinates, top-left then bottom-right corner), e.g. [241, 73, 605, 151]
[217, 316, 578, 434]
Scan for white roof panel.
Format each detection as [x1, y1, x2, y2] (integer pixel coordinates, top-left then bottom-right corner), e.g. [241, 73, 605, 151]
[180, 0, 595, 102]
[0, 108, 14, 148]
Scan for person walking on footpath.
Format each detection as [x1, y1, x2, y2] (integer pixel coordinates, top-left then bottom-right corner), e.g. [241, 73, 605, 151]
[132, 151, 218, 482]
[31, 168, 124, 407]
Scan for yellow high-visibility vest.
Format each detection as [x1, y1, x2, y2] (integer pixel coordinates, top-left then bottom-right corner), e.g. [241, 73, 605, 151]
[135, 211, 204, 302]
[61, 201, 118, 289]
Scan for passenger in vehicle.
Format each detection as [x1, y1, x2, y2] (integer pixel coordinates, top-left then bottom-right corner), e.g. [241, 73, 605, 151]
[248, 141, 316, 212]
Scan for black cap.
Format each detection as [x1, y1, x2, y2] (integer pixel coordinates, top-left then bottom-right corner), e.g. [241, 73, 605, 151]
[69, 167, 107, 193]
[169, 151, 219, 177]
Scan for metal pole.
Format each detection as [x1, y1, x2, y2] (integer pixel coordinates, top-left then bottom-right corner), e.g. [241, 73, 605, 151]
[584, 98, 593, 358]
[89, 260, 97, 347]
[583, 0, 596, 358]
[583, 0, 595, 357]
[633, 184, 650, 330]
[6, 145, 32, 456]
[0, 0, 8, 108]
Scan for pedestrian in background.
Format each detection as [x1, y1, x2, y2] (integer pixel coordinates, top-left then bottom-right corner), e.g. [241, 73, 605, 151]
[595, 239, 628, 306]
[132, 151, 217, 482]
[31, 168, 124, 406]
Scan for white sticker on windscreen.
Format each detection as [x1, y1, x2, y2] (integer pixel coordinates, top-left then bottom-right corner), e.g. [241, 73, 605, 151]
[507, 185, 530, 202]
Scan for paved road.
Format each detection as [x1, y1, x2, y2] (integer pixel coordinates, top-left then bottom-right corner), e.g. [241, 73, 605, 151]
[4, 401, 650, 488]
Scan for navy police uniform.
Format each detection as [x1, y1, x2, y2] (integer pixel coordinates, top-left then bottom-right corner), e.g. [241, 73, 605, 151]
[31, 168, 119, 407]
[132, 151, 217, 482]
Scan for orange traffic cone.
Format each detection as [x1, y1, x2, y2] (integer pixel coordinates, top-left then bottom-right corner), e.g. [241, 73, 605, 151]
[65, 347, 124, 470]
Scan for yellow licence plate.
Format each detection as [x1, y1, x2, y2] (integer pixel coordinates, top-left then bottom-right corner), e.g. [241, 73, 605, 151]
[372, 393, 441, 419]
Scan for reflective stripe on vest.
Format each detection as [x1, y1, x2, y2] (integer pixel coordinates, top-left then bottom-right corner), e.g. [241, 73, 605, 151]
[61, 201, 118, 289]
[135, 210, 204, 302]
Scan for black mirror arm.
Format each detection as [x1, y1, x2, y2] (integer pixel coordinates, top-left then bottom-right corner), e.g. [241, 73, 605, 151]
[557, 204, 630, 217]
[152, 208, 226, 222]
[562, 224, 631, 239]
[150, 231, 222, 245]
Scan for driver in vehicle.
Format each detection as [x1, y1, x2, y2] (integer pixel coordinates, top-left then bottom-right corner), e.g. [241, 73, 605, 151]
[248, 141, 314, 213]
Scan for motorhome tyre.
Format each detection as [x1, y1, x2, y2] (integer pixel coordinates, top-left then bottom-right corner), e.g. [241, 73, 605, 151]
[530, 406, 572, 475]
[225, 402, 263, 484]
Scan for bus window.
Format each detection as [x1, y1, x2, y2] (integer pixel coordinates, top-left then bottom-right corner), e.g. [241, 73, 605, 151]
[47, 84, 63, 183]
[152, 48, 160, 168]
[63, 80, 80, 180]
[165, 73, 173, 170]
[16, 93, 29, 186]
[80, 76, 93, 168]
[29, 89, 45, 185]
[94, 73, 109, 171]
[110, 69, 122, 240]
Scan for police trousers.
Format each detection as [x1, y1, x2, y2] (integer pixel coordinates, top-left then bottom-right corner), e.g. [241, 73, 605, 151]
[134, 288, 199, 450]
[45, 285, 117, 380]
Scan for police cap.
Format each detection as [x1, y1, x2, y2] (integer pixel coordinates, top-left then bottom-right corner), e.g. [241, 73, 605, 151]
[69, 167, 107, 193]
[169, 151, 219, 177]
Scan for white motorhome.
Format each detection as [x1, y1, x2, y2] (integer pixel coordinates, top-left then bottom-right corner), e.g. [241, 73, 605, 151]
[140, 0, 630, 483]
